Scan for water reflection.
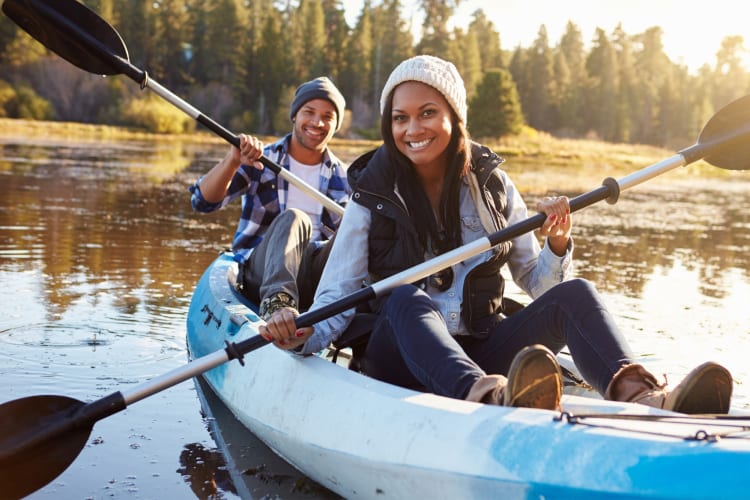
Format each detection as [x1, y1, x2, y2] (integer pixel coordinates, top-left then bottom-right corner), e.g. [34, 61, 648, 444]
[0, 138, 237, 326]
[1, 135, 750, 498]
[572, 182, 750, 301]
[178, 442, 237, 499]
[189, 375, 341, 499]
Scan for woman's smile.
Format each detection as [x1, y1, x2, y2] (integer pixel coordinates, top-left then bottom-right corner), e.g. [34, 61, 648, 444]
[407, 137, 435, 150]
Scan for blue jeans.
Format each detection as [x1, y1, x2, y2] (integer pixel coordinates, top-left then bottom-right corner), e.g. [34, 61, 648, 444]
[359, 279, 634, 399]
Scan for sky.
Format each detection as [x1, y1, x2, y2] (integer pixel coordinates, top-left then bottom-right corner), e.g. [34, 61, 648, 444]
[342, 0, 749, 73]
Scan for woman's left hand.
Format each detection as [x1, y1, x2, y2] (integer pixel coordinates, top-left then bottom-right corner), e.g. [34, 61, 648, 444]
[537, 196, 571, 256]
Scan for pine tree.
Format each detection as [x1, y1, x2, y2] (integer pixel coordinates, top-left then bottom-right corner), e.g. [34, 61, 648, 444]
[557, 21, 587, 135]
[321, 0, 349, 83]
[468, 9, 503, 70]
[415, 0, 456, 57]
[341, 1, 374, 130]
[248, 8, 290, 133]
[372, 0, 413, 110]
[290, 0, 326, 81]
[468, 68, 524, 138]
[632, 26, 671, 144]
[586, 28, 619, 141]
[712, 35, 750, 108]
[526, 25, 556, 131]
[152, 0, 191, 90]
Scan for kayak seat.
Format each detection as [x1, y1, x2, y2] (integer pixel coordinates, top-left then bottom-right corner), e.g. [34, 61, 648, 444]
[329, 313, 378, 371]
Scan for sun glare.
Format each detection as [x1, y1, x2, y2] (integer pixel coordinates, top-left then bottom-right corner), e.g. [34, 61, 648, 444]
[445, 0, 749, 74]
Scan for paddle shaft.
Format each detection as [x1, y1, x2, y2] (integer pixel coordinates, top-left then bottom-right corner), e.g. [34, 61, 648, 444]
[25, 0, 345, 217]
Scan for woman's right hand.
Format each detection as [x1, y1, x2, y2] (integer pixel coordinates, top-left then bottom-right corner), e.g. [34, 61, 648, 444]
[259, 307, 314, 350]
[537, 195, 571, 256]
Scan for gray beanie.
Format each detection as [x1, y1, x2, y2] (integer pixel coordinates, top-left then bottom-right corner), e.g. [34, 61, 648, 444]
[289, 76, 346, 132]
[380, 55, 467, 123]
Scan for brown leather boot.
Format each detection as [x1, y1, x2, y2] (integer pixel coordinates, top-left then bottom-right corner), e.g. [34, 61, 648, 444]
[604, 362, 733, 414]
[466, 345, 562, 410]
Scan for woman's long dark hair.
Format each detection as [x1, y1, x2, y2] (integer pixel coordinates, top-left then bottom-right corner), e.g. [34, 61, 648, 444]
[381, 87, 473, 255]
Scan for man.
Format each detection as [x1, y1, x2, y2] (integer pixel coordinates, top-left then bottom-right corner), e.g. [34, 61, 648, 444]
[190, 76, 350, 320]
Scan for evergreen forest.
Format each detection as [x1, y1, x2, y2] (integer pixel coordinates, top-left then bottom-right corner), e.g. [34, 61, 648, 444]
[1, 0, 748, 148]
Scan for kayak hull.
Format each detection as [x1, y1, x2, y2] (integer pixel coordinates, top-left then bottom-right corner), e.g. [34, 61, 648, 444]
[187, 252, 750, 499]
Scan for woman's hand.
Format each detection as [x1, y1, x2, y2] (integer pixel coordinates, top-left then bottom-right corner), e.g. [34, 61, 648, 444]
[537, 196, 571, 256]
[258, 307, 314, 350]
[237, 134, 264, 170]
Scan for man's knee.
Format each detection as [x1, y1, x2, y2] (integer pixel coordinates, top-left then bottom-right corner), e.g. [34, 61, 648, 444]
[274, 208, 312, 225]
[270, 208, 312, 239]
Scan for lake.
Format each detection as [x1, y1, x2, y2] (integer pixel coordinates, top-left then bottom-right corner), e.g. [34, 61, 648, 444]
[1, 135, 750, 499]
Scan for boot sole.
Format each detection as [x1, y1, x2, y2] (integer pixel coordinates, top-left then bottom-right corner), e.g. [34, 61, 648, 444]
[667, 362, 733, 414]
[504, 344, 562, 410]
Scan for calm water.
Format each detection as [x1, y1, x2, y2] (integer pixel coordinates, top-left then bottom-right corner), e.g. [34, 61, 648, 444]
[1, 135, 750, 499]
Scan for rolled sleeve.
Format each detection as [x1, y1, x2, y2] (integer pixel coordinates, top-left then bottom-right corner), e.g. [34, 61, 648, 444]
[526, 238, 574, 297]
[189, 180, 223, 212]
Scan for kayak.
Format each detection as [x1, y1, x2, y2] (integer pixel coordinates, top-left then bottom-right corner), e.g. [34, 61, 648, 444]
[186, 252, 750, 499]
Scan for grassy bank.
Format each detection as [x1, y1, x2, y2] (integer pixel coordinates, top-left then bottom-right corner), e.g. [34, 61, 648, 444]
[0, 117, 223, 144]
[0, 117, 725, 194]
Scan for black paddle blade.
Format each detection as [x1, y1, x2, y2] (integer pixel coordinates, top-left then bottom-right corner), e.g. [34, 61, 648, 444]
[690, 94, 750, 170]
[2, 0, 128, 75]
[0, 395, 91, 499]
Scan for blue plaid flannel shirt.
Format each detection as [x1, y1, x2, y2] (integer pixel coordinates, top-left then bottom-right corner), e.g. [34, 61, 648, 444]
[189, 134, 350, 263]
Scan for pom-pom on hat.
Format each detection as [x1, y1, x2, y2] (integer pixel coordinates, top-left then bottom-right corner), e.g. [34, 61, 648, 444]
[379, 55, 467, 123]
[289, 76, 346, 132]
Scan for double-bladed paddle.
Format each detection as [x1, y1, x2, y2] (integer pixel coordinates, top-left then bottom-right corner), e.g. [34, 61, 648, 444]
[2, 0, 750, 498]
[1, 0, 345, 217]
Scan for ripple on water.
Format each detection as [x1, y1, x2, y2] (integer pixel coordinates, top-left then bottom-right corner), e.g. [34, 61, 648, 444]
[0, 322, 187, 392]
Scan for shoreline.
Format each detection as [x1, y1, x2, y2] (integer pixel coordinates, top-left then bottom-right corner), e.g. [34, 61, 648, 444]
[1, 117, 731, 194]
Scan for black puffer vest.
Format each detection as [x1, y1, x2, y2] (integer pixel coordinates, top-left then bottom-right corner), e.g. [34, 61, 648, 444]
[348, 143, 513, 338]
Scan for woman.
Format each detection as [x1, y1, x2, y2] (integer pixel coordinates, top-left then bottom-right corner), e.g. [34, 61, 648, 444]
[260, 55, 733, 413]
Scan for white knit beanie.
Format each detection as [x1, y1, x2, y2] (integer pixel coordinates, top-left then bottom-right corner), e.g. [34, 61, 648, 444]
[379, 55, 467, 123]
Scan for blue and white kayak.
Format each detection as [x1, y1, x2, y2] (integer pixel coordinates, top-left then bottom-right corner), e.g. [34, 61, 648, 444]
[187, 252, 750, 499]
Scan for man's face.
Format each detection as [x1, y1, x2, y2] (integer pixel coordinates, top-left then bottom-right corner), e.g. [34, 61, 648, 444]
[291, 98, 337, 155]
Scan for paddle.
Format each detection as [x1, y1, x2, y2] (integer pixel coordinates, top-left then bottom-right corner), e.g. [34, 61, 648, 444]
[1, 0, 345, 217]
[1, 90, 749, 498]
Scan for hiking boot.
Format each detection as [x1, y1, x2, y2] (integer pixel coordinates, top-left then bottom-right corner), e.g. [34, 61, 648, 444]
[258, 291, 298, 321]
[604, 362, 733, 414]
[465, 345, 562, 411]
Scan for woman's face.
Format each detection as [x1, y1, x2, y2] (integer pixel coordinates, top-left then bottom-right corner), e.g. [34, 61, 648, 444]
[390, 81, 453, 169]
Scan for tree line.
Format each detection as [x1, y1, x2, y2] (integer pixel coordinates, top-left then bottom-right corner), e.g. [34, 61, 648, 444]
[1, 0, 748, 148]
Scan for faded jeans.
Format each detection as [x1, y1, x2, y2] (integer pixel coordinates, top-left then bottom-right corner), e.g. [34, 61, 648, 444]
[359, 279, 635, 400]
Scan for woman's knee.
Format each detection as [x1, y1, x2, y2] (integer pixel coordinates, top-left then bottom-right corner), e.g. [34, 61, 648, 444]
[384, 284, 432, 316]
[553, 278, 600, 303]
